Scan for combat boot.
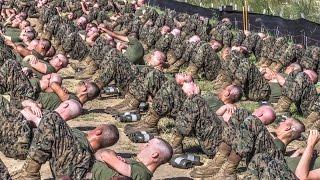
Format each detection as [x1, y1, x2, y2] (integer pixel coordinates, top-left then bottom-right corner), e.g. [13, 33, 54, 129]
[114, 93, 140, 114]
[124, 109, 160, 135]
[274, 96, 292, 115]
[186, 64, 199, 79]
[171, 129, 184, 154]
[75, 61, 98, 80]
[190, 142, 231, 178]
[213, 150, 241, 179]
[12, 158, 41, 180]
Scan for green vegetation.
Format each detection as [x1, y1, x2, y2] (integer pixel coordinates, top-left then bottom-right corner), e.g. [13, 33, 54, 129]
[178, 0, 320, 24]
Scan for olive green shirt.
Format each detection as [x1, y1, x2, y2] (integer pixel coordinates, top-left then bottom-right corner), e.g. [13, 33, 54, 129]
[4, 27, 21, 42]
[22, 57, 56, 79]
[124, 37, 144, 65]
[29, 78, 42, 99]
[285, 156, 320, 172]
[268, 82, 282, 103]
[91, 159, 153, 180]
[37, 92, 61, 111]
[202, 93, 224, 113]
[37, 92, 80, 111]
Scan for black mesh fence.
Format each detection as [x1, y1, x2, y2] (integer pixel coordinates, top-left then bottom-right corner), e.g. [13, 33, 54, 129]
[147, 0, 320, 46]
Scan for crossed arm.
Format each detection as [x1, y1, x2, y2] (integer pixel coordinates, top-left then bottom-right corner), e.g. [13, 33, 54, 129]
[95, 149, 132, 177]
[50, 82, 70, 101]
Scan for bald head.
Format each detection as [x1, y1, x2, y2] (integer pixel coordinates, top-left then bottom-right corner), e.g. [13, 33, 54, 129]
[171, 28, 181, 37]
[90, 124, 120, 149]
[253, 106, 276, 125]
[182, 82, 200, 97]
[303, 69, 318, 84]
[55, 100, 83, 121]
[285, 63, 302, 74]
[188, 35, 200, 43]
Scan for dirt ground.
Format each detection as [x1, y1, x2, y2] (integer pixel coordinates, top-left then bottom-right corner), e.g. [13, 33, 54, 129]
[1, 65, 202, 180]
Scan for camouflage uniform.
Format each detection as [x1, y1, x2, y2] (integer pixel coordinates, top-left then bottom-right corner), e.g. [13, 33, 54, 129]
[27, 112, 94, 179]
[233, 115, 283, 165]
[279, 44, 305, 70]
[272, 37, 288, 64]
[154, 33, 174, 53]
[43, 15, 61, 40]
[241, 153, 297, 180]
[0, 59, 37, 104]
[221, 109, 251, 147]
[300, 46, 320, 71]
[128, 67, 168, 102]
[0, 110, 33, 160]
[191, 43, 221, 81]
[95, 50, 138, 93]
[282, 71, 318, 116]
[169, 35, 186, 62]
[151, 79, 186, 119]
[231, 30, 246, 47]
[259, 36, 276, 65]
[176, 94, 223, 157]
[0, 158, 11, 180]
[241, 33, 260, 54]
[61, 31, 89, 60]
[227, 52, 270, 101]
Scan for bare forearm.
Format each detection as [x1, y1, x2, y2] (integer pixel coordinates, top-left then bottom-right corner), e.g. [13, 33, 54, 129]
[295, 145, 314, 179]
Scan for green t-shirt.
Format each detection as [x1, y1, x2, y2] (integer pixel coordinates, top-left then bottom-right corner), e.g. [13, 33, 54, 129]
[285, 156, 320, 172]
[4, 27, 21, 40]
[91, 159, 153, 180]
[268, 82, 282, 103]
[22, 57, 56, 79]
[124, 37, 144, 65]
[202, 93, 224, 113]
[29, 78, 42, 99]
[273, 138, 286, 154]
[71, 128, 92, 152]
[37, 92, 61, 111]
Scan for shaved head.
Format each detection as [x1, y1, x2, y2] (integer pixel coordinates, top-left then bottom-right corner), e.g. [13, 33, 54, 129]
[303, 69, 318, 84]
[55, 100, 83, 121]
[253, 106, 276, 125]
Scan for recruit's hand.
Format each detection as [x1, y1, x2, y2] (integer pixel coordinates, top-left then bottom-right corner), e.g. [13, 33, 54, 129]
[307, 130, 320, 148]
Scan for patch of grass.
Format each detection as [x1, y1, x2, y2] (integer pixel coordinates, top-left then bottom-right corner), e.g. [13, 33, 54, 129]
[236, 101, 259, 112]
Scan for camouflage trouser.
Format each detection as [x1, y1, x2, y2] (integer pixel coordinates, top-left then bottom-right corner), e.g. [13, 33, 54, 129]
[195, 116, 223, 157]
[0, 158, 11, 180]
[244, 67, 271, 101]
[27, 112, 94, 179]
[128, 70, 167, 102]
[0, 111, 32, 160]
[233, 116, 278, 164]
[0, 59, 36, 103]
[151, 81, 186, 118]
[282, 72, 318, 116]
[239, 153, 296, 180]
[221, 109, 251, 146]
[97, 54, 137, 93]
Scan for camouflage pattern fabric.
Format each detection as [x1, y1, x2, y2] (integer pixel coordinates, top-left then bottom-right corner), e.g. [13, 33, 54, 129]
[128, 68, 167, 102]
[170, 36, 185, 60]
[0, 111, 33, 160]
[221, 109, 251, 146]
[154, 14, 166, 28]
[231, 30, 246, 47]
[254, 37, 264, 59]
[0, 59, 37, 103]
[44, 15, 61, 38]
[300, 46, 320, 71]
[233, 115, 281, 165]
[282, 71, 318, 116]
[243, 64, 271, 101]
[280, 44, 305, 68]
[241, 33, 260, 54]
[0, 158, 11, 180]
[154, 33, 174, 53]
[145, 26, 161, 50]
[27, 112, 94, 179]
[192, 43, 221, 81]
[175, 94, 223, 157]
[96, 50, 138, 93]
[241, 153, 297, 180]
[151, 79, 186, 118]
[260, 36, 276, 61]
[272, 37, 288, 63]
